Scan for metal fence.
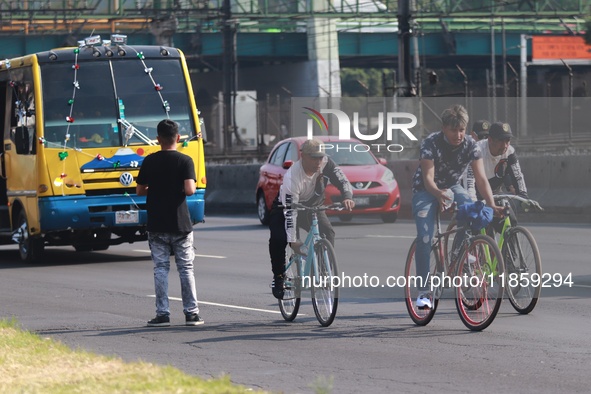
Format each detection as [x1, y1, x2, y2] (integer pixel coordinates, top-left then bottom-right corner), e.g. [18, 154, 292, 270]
[203, 96, 591, 161]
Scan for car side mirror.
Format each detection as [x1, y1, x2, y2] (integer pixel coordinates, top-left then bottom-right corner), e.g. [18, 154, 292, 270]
[378, 158, 387, 166]
[282, 160, 293, 169]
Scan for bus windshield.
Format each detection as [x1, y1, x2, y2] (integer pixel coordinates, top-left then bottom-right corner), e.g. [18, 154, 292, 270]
[41, 58, 196, 148]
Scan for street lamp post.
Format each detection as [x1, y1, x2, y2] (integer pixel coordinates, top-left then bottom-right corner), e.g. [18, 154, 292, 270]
[456, 64, 469, 110]
[507, 62, 519, 134]
[561, 59, 574, 141]
[356, 79, 370, 133]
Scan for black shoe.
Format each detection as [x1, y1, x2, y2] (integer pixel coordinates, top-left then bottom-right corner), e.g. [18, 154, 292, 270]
[185, 313, 205, 326]
[272, 275, 285, 300]
[147, 315, 170, 327]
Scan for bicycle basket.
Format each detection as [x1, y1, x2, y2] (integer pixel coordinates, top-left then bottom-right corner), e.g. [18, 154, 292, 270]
[457, 201, 493, 232]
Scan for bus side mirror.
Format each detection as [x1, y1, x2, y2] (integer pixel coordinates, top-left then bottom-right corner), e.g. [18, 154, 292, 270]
[14, 126, 31, 154]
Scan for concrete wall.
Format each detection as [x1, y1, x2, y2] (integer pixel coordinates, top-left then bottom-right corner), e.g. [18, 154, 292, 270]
[204, 156, 591, 222]
[205, 164, 261, 214]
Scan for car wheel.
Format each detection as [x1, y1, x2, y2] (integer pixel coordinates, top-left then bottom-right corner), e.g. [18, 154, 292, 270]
[338, 215, 353, 222]
[381, 213, 398, 223]
[257, 192, 270, 225]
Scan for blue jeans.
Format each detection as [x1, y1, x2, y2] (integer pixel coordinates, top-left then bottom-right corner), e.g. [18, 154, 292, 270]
[148, 232, 199, 317]
[412, 185, 472, 291]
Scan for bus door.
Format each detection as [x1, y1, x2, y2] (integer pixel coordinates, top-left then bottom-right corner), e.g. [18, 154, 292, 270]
[3, 68, 39, 234]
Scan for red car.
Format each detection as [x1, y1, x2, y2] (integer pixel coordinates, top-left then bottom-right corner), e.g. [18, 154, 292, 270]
[256, 136, 401, 224]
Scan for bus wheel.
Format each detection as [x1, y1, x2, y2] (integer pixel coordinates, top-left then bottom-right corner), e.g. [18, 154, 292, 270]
[16, 210, 44, 262]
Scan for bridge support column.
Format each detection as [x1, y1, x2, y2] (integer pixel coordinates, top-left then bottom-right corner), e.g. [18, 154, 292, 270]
[306, 17, 341, 99]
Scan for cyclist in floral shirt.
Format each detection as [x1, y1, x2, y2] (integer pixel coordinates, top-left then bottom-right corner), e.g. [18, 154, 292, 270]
[411, 105, 502, 309]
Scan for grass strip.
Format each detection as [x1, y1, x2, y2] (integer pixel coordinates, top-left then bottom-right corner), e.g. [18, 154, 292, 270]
[0, 319, 259, 393]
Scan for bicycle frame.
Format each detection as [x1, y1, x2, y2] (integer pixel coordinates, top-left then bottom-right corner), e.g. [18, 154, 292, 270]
[284, 206, 336, 291]
[492, 193, 537, 250]
[428, 209, 470, 296]
[299, 211, 325, 290]
[437, 208, 466, 274]
[440, 205, 505, 282]
[492, 207, 512, 252]
[490, 194, 539, 265]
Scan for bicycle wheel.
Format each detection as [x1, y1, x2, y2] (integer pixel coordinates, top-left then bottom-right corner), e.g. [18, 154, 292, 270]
[279, 254, 302, 321]
[503, 226, 542, 314]
[404, 239, 441, 326]
[311, 239, 339, 327]
[455, 234, 504, 331]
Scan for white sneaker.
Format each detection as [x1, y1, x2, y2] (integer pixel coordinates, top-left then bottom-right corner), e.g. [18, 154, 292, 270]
[468, 253, 477, 264]
[416, 292, 432, 309]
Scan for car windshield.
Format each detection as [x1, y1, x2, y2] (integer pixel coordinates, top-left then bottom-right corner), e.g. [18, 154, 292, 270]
[41, 59, 196, 148]
[325, 142, 378, 166]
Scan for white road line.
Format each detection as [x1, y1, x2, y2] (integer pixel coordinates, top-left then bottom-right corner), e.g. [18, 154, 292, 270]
[147, 295, 281, 314]
[366, 235, 416, 239]
[571, 284, 591, 288]
[133, 250, 226, 259]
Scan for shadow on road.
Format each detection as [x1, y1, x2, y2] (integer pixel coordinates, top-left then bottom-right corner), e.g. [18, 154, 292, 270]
[0, 248, 151, 268]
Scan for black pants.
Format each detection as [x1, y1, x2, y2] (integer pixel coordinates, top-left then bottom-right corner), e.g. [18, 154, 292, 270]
[268, 207, 335, 277]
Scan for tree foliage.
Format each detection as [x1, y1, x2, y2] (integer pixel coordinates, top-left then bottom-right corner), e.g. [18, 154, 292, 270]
[340, 68, 391, 96]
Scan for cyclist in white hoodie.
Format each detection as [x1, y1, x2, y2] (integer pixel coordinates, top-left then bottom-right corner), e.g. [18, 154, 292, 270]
[268, 139, 354, 299]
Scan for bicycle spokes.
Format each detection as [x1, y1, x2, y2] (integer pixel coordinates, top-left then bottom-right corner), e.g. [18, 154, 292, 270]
[278, 255, 301, 321]
[455, 235, 504, 331]
[503, 226, 542, 314]
[311, 239, 339, 327]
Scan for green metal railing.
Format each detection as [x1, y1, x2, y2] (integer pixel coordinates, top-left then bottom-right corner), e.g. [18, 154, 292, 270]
[0, 1, 589, 34]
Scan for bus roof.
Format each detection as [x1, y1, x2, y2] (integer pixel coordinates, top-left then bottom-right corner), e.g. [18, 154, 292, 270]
[35, 45, 182, 64]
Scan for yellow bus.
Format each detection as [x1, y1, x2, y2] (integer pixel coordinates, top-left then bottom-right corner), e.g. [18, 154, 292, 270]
[0, 35, 206, 261]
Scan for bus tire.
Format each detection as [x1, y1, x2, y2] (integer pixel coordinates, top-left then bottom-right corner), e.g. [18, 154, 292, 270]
[16, 210, 44, 263]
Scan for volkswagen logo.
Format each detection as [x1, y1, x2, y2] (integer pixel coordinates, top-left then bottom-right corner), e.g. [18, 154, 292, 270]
[119, 172, 134, 187]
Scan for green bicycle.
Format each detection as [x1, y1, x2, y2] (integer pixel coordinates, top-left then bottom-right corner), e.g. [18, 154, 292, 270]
[493, 194, 543, 314]
[278, 203, 341, 327]
[445, 194, 543, 314]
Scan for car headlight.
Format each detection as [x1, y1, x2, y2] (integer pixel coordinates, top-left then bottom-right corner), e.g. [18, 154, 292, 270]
[381, 169, 395, 184]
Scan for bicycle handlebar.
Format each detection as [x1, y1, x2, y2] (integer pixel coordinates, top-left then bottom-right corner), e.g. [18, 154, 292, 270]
[493, 194, 544, 212]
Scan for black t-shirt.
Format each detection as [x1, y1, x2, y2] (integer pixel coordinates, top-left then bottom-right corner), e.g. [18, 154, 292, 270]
[136, 150, 196, 233]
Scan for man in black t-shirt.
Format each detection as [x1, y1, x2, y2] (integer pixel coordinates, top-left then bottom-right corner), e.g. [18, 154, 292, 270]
[136, 119, 204, 327]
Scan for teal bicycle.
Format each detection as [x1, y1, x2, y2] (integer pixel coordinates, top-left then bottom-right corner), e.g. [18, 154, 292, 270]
[278, 203, 342, 327]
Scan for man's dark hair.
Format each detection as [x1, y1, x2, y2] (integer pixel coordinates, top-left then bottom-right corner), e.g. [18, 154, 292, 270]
[157, 119, 179, 145]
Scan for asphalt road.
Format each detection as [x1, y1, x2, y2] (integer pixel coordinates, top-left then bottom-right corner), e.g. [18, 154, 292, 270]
[1, 215, 590, 393]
